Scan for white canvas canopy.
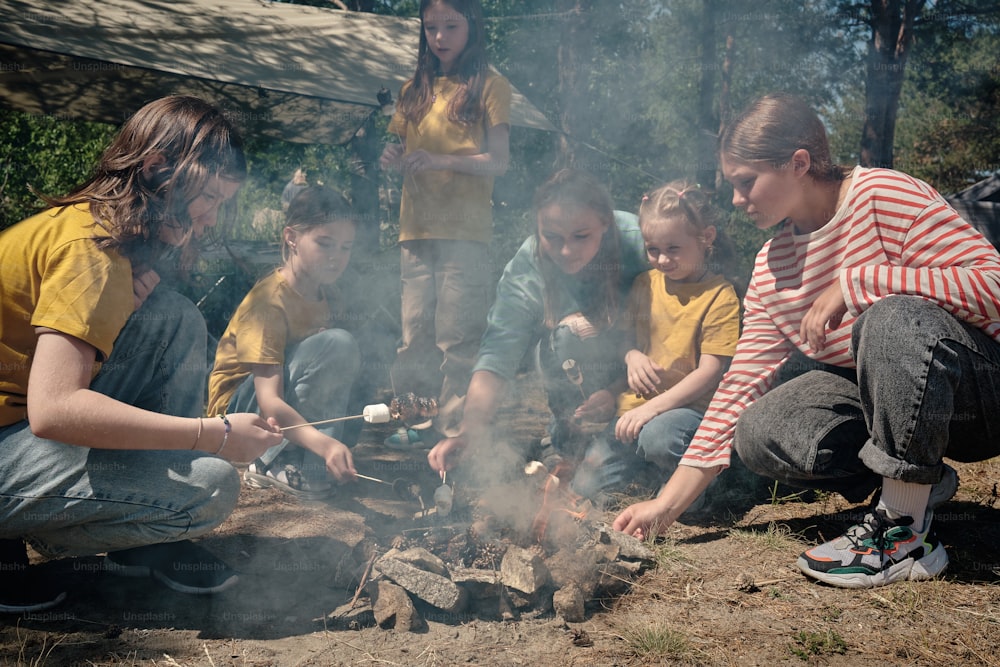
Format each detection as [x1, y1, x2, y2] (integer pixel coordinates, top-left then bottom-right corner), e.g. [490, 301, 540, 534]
[0, 0, 556, 144]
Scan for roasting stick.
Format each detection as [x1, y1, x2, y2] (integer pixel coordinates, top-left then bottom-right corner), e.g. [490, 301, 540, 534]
[279, 415, 361, 431]
[355, 473, 391, 485]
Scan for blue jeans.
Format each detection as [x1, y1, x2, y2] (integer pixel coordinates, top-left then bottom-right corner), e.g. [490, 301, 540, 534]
[227, 328, 360, 485]
[735, 297, 1000, 500]
[0, 288, 240, 558]
[572, 408, 704, 499]
[537, 321, 626, 457]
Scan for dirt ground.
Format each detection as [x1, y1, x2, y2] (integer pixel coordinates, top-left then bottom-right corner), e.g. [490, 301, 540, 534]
[3, 371, 1000, 667]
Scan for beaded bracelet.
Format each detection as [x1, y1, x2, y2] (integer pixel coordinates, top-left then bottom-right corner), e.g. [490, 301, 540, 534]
[191, 417, 204, 450]
[216, 414, 231, 455]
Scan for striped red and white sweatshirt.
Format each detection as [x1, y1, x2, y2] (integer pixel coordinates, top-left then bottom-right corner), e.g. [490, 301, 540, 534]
[683, 167, 1000, 468]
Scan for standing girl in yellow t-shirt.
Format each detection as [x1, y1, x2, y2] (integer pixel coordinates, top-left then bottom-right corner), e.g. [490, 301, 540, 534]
[208, 187, 360, 500]
[573, 181, 742, 504]
[379, 0, 511, 446]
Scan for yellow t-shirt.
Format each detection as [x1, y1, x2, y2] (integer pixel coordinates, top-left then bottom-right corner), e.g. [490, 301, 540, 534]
[617, 270, 741, 416]
[0, 205, 134, 426]
[207, 269, 338, 417]
[388, 70, 512, 243]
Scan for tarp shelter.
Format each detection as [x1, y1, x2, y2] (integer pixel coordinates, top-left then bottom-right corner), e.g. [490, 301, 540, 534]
[947, 173, 1000, 249]
[0, 0, 556, 145]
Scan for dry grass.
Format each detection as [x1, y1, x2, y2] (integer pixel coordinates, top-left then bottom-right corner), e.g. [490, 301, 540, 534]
[3, 372, 999, 666]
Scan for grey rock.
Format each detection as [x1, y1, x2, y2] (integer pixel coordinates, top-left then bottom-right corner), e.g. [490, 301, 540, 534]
[552, 584, 586, 622]
[369, 579, 424, 632]
[500, 546, 551, 595]
[375, 557, 465, 612]
[596, 524, 655, 562]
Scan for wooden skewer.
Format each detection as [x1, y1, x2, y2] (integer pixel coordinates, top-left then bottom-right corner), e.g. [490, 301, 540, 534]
[355, 473, 391, 485]
[279, 413, 364, 431]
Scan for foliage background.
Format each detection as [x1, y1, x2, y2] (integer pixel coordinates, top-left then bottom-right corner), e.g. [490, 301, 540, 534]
[0, 0, 997, 337]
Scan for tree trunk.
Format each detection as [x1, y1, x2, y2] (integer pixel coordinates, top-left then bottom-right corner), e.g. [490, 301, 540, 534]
[860, 0, 926, 168]
[696, 0, 719, 190]
[716, 34, 734, 191]
[555, 0, 588, 170]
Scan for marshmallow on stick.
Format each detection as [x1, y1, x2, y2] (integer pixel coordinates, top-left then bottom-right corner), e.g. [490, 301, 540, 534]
[389, 393, 439, 423]
[279, 403, 391, 431]
[562, 359, 587, 400]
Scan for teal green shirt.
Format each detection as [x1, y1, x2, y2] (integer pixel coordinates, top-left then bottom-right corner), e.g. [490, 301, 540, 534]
[473, 211, 646, 380]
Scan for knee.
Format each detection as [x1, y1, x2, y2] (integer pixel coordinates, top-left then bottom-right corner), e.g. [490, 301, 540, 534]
[636, 422, 687, 467]
[853, 296, 950, 356]
[185, 456, 241, 531]
[303, 329, 360, 373]
[549, 322, 579, 353]
[733, 402, 774, 476]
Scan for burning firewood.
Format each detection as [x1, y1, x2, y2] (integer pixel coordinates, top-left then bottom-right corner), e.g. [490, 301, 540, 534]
[389, 393, 439, 423]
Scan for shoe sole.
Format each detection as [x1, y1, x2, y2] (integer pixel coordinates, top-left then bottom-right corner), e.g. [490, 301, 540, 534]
[383, 432, 431, 450]
[103, 556, 240, 595]
[153, 569, 240, 595]
[796, 542, 949, 589]
[0, 591, 67, 614]
[244, 469, 333, 500]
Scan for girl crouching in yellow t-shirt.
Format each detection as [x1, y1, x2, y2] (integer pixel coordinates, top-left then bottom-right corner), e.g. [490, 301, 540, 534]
[208, 186, 361, 500]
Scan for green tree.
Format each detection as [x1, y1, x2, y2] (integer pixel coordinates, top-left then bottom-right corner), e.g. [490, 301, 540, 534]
[892, 3, 1000, 191]
[0, 110, 114, 230]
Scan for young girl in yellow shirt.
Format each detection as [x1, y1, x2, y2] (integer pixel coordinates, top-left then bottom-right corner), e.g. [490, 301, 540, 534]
[379, 0, 511, 445]
[208, 187, 360, 500]
[573, 181, 741, 503]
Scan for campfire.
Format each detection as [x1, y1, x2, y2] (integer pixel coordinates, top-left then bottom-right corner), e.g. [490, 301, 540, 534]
[323, 457, 655, 632]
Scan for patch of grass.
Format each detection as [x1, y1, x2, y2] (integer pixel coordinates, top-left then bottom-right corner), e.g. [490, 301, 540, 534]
[648, 537, 691, 570]
[820, 605, 843, 622]
[14, 623, 67, 667]
[769, 480, 810, 506]
[620, 622, 690, 661]
[868, 581, 928, 617]
[728, 521, 807, 551]
[789, 629, 848, 660]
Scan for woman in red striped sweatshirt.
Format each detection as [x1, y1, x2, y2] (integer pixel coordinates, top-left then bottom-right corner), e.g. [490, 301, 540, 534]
[614, 92, 1000, 589]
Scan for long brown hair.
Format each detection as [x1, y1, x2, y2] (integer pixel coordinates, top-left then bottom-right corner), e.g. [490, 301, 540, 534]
[396, 0, 490, 127]
[44, 95, 246, 268]
[533, 169, 622, 330]
[719, 93, 846, 183]
[639, 179, 740, 289]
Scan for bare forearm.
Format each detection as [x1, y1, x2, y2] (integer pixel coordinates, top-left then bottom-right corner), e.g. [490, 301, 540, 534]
[28, 388, 223, 452]
[459, 370, 507, 435]
[654, 464, 720, 524]
[436, 151, 509, 177]
[643, 365, 722, 415]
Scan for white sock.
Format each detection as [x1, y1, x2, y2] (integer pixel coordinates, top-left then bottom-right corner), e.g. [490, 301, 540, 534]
[877, 478, 932, 531]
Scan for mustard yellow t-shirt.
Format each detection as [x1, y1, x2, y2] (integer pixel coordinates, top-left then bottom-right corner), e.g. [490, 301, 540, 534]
[207, 269, 340, 417]
[0, 205, 134, 426]
[388, 70, 512, 243]
[617, 270, 740, 416]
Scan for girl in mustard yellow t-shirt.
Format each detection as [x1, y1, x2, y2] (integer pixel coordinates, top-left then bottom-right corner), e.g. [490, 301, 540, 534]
[379, 0, 511, 445]
[208, 187, 360, 500]
[0, 96, 282, 613]
[572, 181, 741, 504]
